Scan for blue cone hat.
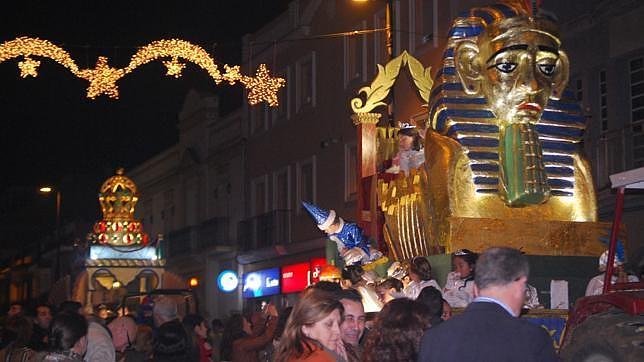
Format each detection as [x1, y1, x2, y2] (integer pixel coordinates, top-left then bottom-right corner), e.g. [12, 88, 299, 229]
[302, 201, 336, 230]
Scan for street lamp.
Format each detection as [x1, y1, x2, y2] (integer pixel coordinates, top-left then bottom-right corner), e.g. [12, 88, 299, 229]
[39, 186, 62, 279]
[39, 186, 61, 234]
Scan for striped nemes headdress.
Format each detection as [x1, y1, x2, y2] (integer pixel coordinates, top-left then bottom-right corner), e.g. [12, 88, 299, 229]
[428, 1, 584, 197]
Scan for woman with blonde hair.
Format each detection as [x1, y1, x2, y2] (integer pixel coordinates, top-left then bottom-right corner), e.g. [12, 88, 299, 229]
[274, 289, 345, 362]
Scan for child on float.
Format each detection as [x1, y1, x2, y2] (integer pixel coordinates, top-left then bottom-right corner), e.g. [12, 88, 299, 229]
[385, 122, 425, 175]
[341, 265, 383, 313]
[585, 248, 640, 296]
[397, 256, 441, 300]
[442, 249, 478, 308]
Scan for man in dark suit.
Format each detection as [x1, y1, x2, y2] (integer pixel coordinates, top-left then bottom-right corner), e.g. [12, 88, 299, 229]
[417, 247, 558, 362]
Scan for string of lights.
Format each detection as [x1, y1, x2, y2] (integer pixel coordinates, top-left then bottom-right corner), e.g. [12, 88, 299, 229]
[0, 36, 286, 106]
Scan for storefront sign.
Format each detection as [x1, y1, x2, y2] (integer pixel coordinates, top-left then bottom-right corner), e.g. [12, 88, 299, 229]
[217, 270, 239, 293]
[310, 257, 327, 284]
[281, 262, 310, 294]
[242, 267, 280, 298]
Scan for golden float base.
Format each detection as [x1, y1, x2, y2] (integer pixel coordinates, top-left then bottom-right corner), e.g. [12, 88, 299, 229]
[445, 217, 618, 256]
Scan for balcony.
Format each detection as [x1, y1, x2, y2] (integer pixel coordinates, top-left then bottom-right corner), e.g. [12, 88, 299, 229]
[238, 209, 291, 251]
[166, 217, 230, 257]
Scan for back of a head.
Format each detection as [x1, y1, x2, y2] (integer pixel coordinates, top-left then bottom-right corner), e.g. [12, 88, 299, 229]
[416, 286, 443, 318]
[58, 301, 83, 315]
[475, 247, 529, 291]
[49, 312, 88, 352]
[182, 314, 204, 330]
[153, 297, 178, 325]
[410, 256, 432, 281]
[334, 288, 362, 304]
[154, 320, 188, 357]
[378, 278, 403, 292]
[342, 265, 365, 285]
[363, 298, 431, 362]
[309, 280, 342, 293]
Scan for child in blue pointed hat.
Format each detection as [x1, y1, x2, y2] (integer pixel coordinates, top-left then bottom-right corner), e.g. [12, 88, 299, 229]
[302, 201, 382, 265]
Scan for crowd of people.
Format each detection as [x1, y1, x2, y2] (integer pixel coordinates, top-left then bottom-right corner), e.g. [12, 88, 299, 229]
[1, 245, 639, 361]
[0, 297, 224, 362]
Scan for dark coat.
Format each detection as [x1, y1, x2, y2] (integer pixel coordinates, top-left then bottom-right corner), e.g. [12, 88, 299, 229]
[417, 301, 559, 362]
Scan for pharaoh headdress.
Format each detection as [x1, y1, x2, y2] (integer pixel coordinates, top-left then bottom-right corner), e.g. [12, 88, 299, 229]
[428, 1, 584, 198]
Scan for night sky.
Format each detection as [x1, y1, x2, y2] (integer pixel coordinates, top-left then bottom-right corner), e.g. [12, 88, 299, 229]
[0, 0, 290, 246]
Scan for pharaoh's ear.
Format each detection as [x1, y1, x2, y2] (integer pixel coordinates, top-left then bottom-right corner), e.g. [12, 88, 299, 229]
[455, 40, 483, 95]
[551, 50, 570, 100]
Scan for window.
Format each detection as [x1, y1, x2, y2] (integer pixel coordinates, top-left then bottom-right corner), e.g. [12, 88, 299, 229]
[251, 175, 269, 216]
[273, 166, 291, 211]
[344, 23, 365, 84]
[297, 52, 316, 112]
[630, 57, 644, 167]
[272, 67, 291, 124]
[599, 70, 608, 132]
[575, 78, 583, 102]
[296, 156, 316, 212]
[344, 143, 358, 201]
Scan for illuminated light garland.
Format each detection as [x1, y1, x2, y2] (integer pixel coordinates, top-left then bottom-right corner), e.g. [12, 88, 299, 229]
[0, 36, 285, 106]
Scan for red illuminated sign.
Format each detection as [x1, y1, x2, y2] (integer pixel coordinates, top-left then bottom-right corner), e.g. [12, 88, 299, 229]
[309, 257, 327, 284]
[281, 262, 310, 294]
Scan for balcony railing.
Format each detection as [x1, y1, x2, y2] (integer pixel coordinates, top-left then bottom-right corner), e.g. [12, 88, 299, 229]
[238, 209, 291, 251]
[166, 217, 230, 257]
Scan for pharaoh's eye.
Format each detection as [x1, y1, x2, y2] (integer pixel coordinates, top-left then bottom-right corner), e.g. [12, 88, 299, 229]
[494, 62, 517, 73]
[538, 63, 556, 76]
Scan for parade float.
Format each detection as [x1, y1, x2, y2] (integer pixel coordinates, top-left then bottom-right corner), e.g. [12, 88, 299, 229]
[71, 169, 194, 315]
[304, 0, 643, 357]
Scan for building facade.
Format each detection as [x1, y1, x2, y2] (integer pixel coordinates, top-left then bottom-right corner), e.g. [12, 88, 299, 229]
[128, 90, 245, 318]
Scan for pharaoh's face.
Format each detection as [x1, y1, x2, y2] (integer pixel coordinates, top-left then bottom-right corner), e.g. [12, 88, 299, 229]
[479, 31, 561, 125]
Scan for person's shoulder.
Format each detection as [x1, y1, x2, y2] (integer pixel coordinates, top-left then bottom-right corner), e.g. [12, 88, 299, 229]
[302, 348, 336, 362]
[287, 347, 336, 362]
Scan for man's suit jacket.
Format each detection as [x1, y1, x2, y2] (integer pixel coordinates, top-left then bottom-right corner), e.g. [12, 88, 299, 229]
[417, 301, 558, 362]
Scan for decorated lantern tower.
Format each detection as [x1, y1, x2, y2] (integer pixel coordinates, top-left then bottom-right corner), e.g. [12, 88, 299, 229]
[82, 168, 165, 306]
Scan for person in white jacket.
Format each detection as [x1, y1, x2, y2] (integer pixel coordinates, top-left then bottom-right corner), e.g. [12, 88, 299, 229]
[585, 250, 639, 296]
[443, 249, 478, 308]
[400, 256, 441, 300]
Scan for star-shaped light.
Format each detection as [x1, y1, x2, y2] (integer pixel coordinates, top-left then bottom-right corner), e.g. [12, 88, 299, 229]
[222, 64, 242, 85]
[242, 64, 286, 107]
[78, 56, 124, 99]
[163, 57, 185, 78]
[18, 57, 40, 78]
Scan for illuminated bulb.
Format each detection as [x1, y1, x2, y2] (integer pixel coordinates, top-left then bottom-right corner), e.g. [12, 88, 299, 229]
[112, 281, 121, 289]
[189, 277, 199, 288]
